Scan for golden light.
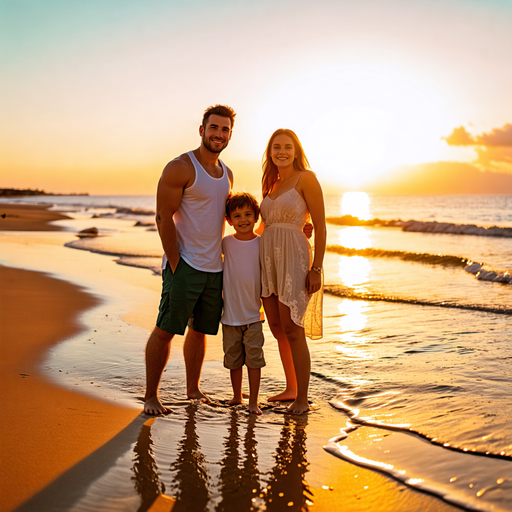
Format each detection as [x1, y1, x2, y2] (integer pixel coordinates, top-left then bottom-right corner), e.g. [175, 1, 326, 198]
[307, 106, 397, 187]
[341, 192, 372, 220]
[337, 299, 368, 332]
[252, 64, 452, 188]
[337, 227, 371, 250]
[338, 256, 371, 289]
[336, 445, 395, 471]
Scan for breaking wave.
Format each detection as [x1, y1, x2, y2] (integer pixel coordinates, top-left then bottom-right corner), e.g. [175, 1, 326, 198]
[464, 263, 512, 284]
[327, 215, 512, 238]
[324, 285, 512, 315]
[326, 246, 512, 284]
[326, 245, 473, 267]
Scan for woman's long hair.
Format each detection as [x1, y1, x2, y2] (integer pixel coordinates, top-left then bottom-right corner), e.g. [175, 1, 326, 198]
[262, 129, 311, 198]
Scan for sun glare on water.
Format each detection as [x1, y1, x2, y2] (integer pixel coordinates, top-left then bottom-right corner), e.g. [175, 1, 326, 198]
[338, 256, 371, 289]
[337, 299, 368, 332]
[341, 192, 372, 220]
[336, 299, 371, 349]
[338, 227, 371, 250]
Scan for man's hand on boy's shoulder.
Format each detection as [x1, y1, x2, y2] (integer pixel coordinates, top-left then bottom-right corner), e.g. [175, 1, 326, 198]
[303, 222, 313, 239]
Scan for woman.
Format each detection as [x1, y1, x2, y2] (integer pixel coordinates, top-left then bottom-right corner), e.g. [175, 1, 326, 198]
[259, 129, 326, 414]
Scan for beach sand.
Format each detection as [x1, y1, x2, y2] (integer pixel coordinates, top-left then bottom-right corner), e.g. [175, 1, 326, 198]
[0, 265, 141, 512]
[0, 204, 461, 512]
[0, 203, 71, 231]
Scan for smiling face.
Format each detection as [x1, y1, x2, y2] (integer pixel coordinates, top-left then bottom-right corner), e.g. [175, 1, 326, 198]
[200, 114, 232, 154]
[270, 134, 296, 170]
[227, 207, 257, 240]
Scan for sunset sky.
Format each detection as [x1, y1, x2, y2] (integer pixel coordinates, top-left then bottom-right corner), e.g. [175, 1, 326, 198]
[1, 0, 511, 194]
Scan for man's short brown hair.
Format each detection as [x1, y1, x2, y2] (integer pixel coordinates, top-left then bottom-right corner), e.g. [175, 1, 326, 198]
[226, 192, 260, 222]
[202, 105, 236, 129]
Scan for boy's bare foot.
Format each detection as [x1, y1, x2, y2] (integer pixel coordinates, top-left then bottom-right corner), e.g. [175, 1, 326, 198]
[144, 396, 172, 415]
[249, 403, 262, 415]
[188, 389, 211, 403]
[268, 390, 296, 402]
[286, 399, 310, 415]
[228, 397, 243, 406]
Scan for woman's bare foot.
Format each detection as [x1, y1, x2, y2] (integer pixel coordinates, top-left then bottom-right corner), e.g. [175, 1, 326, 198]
[249, 403, 262, 415]
[286, 399, 309, 415]
[268, 389, 296, 402]
[144, 396, 172, 415]
[228, 397, 243, 406]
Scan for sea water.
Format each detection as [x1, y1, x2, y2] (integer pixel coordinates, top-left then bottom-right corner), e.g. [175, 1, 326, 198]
[4, 193, 511, 511]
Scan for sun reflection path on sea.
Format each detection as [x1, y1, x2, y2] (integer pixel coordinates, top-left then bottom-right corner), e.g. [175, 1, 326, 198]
[337, 226, 371, 249]
[338, 299, 368, 332]
[336, 299, 372, 357]
[341, 191, 372, 220]
[338, 255, 371, 290]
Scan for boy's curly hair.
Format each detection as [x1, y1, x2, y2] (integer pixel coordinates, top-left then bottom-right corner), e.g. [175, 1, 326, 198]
[225, 192, 260, 222]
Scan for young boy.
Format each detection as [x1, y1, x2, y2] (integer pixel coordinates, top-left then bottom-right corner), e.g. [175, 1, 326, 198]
[221, 192, 265, 415]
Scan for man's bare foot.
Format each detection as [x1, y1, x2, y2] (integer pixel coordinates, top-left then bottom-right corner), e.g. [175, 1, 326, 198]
[268, 390, 297, 402]
[144, 396, 172, 415]
[188, 389, 211, 403]
[249, 403, 262, 415]
[286, 399, 309, 415]
[228, 397, 243, 406]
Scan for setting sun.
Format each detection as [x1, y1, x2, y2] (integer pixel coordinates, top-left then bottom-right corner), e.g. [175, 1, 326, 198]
[307, 105, 397, 186]
[253, 64, 457, 190]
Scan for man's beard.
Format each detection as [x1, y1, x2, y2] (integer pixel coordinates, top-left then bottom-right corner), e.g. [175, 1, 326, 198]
[202, 134, 227, 154]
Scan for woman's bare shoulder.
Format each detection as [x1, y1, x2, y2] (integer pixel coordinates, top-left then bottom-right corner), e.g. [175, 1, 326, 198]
[299, 170, 321, 187]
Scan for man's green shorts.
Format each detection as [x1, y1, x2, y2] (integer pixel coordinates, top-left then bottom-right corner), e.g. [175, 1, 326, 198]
[156, 258, 223, 335]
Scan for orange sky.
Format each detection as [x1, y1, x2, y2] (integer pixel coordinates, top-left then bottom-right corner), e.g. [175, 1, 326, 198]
[1, 0, 511, 194]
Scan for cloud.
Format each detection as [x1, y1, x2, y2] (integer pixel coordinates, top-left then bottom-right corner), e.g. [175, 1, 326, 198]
[475, 146, 512, 165]
[443, 126, 475, 146]
[474, 146, 512, 174]
[475, 124, 512, 147]
[443, 123, 512, 148]
[443, 123, 512, 173]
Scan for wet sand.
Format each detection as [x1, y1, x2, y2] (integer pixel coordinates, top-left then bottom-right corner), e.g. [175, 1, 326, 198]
[0, 203, 71, 231]
[0, 204, 462, 512]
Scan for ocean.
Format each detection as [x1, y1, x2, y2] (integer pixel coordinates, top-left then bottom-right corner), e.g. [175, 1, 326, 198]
[3, 193, 511, 511]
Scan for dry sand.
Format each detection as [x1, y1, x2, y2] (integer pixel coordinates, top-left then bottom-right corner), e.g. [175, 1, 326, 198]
[0, 204, 462, 512]
[0, 265, 141, 512]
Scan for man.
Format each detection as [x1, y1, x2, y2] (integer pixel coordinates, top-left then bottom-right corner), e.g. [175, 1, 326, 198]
[144, 105, 235, 415]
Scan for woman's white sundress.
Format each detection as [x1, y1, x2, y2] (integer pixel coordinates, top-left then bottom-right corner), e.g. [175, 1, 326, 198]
[260, 181, 323, 340]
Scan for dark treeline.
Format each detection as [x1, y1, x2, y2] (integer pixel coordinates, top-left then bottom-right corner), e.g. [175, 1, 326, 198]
[0, 188, 88, 197]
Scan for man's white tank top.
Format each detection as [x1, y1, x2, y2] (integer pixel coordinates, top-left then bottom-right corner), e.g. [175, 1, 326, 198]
[162, 151, 230, 272]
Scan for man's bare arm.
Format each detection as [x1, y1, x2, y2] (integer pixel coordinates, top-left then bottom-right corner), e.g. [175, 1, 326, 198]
[156, 157, 194, 272]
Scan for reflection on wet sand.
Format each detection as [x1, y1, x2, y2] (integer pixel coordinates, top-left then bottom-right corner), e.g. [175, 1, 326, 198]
[130, 405, 314, 511]
[216, 410, 261, 511]
[170, 403, 210, 511]
[131, 417, 166, 512]
[265, 417, 313, 511]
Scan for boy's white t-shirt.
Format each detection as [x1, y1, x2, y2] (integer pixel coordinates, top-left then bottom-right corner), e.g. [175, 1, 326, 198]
[221, 234, 264, 326]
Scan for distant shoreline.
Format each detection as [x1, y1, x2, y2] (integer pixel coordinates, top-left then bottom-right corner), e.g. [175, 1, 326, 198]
[0, 188, 88, 197]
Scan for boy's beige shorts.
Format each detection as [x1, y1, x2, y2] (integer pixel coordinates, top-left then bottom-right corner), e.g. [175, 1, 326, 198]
[222, 321, 265, 370]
